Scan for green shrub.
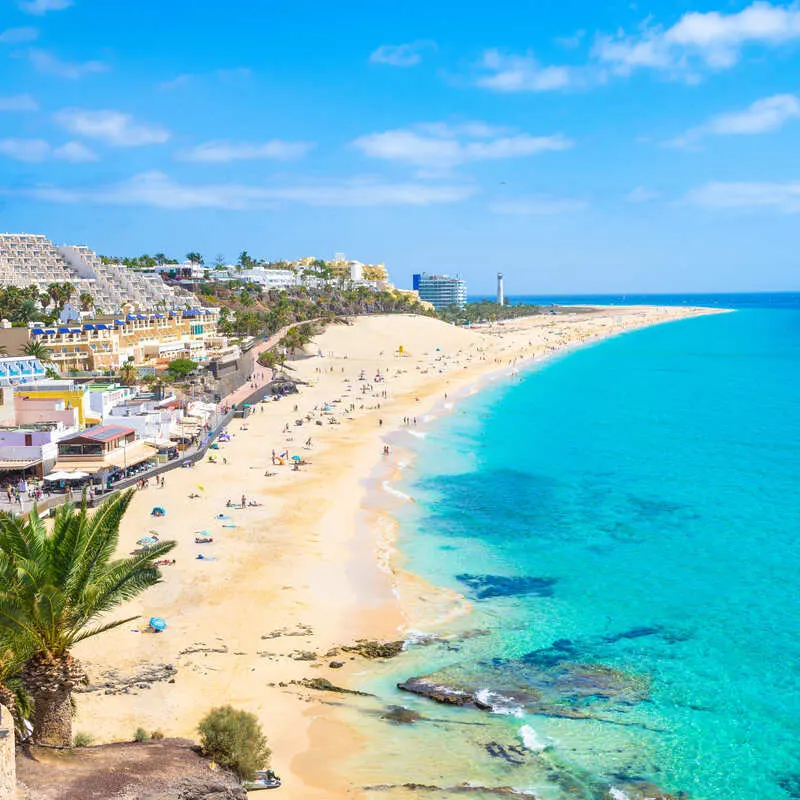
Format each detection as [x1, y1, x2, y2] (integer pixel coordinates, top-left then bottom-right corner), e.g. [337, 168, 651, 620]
[197, 705, 270, 781]
[73, 731, 94, 747]
[133, 727, 150, 743]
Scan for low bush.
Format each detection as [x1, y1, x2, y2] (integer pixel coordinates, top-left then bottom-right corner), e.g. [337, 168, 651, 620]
[150, 729, 165, 740]
[73, 731, 94, 747]
[197, 705, 270, 781]
[133, 727, 150, 743]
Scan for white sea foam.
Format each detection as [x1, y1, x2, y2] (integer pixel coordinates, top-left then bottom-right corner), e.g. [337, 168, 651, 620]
[609, 789, 633, 800]
[443, 402, 453, 409]
[381, 480, 412, 501]
[408, 429, 427, 439]
[475, 689, 525, 718]
[519, 724, 548, 752]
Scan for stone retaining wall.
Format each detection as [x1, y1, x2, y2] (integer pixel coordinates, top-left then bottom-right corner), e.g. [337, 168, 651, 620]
[0, 704, 14, 800]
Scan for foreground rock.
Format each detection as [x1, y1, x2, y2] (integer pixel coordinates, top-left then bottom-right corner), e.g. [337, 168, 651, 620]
[16, 738, 246, 800]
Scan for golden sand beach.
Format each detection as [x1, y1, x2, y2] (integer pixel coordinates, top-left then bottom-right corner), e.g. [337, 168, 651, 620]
[73, 307, 719, 798]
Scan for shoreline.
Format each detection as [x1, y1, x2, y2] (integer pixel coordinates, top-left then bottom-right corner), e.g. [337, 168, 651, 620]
[69, 306, 725, 799]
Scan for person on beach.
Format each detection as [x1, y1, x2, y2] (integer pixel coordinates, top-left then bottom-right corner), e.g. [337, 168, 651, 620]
[241, 494, 247, 508]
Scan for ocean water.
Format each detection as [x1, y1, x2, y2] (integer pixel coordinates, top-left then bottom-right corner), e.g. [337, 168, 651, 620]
[347, 300, 800, 800]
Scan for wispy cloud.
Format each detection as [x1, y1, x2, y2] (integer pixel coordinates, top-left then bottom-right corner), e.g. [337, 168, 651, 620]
[474, 49, 577, 92]
[370, 40, 436, 67]
[555, 30, 586, 49]
[0, 26, 39, 44]
[18, 0, 72, 15]
[490, 195, 587, 215]
[54, 109, 169, 146]
[0, 138, 50, 162]
[179, 140, 314, 163]
[666, 94, 800, 148]
[685, 181, 800, 213]
[0, 94, 38, 111]
[353, 122, 572, 171]
[28, 48, 108, 79]
[9, 171, 477, 209]
[52, 140, 98, 162]
[594, 2, 800, 81]
[159, 67, 252, 90]
[626, 186, 662, 203]
[0, 137, 95, 163]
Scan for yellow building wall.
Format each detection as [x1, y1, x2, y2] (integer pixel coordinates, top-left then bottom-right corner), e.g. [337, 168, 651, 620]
[15, 388, 91, 424]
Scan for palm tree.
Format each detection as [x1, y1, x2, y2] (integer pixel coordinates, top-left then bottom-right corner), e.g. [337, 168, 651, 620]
[186, 252, 203, 266]
[78, 292, 94, 313]
[22, 339, 54, 365]
[118, 361, 138, 386]
[0, 492, 176, 746]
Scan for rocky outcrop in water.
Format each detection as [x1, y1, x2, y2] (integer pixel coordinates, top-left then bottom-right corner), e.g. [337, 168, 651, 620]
[363, 782, 539, 797]
[398, 658, 649, 720]
[455, 573, 557, 599]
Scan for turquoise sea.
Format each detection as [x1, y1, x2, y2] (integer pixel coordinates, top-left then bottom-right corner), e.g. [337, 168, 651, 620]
[351, 297, 800, 800]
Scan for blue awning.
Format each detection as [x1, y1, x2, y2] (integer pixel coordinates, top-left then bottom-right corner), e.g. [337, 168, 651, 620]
[70, 328, 82, 333]
[31, 328, 44, 335]
[137, 314, 146, 320]
[115, 319, 125, 325]
[96, 323, 108, 330]
[83, 324, 95, 330]
[58, 327, 70, 333]
[44, 329, 56, 334]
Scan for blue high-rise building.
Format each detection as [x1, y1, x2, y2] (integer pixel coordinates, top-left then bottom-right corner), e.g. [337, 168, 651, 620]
[412, 273, 467, 309]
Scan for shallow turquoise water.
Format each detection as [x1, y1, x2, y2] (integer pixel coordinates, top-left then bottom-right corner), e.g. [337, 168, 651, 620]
[364, 308, 800, 799]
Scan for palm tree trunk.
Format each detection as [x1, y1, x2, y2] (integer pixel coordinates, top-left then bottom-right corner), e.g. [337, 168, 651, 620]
[22, 653, 86, 747]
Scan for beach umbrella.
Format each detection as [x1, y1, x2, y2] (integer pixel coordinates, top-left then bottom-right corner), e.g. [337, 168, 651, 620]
[291, 455, 302, 461]
[149, 617, 167, 631]
[196, 484, 205, 491]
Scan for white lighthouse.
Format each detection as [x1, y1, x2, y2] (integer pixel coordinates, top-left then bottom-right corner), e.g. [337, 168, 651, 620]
[497, 272, 504, 306]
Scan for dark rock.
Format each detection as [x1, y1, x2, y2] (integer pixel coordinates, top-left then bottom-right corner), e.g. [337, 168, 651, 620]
[398, 659, 649, 720]
[380, 705, 423, 724]
[778, 774, 800, 798]
[329, 661, 345, 669]
[341, 639, 404, 659]
[455, 573, 557, 600]
[175, 776, 247, 799]
[78, 663, 178, 695]
[296, 677, 371, 696]
[289, 650, 318, 661]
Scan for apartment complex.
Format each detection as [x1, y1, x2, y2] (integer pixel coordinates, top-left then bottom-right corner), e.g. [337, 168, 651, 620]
[0, 234, 200, 314]
[412, 273, 468, 309]
[0, 309, 221, 373]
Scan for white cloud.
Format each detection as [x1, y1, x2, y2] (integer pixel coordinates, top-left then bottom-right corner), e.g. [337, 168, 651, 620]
[353, 122, 572, 170]
[0, 94, 38, 111]
[53, 140, 98, 162]
[0, 138, 50, 162]
[475, 49, 576, 92]
[556, 30, 586, 49]
[0, 26, 39, 43]
[54, 109, 169, 146]
[685, 180, 800, 212]
[180, 140, 314, 163]
[490, 195, 587, 215]
[11, 171, 477, 209]
[370, 40, 436, 67]
[160, 67, 252, 89]
[28, 49, 108, 79]
[594, 2, 800, 79]
[18, 0, 72, 15]
[0, 137, 99, 163]
[667, 93, 800, 148]
[626, 186, 662, 202]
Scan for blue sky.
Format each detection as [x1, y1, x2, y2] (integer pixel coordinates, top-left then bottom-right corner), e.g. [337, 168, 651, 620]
[1, 0, 799, 293]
